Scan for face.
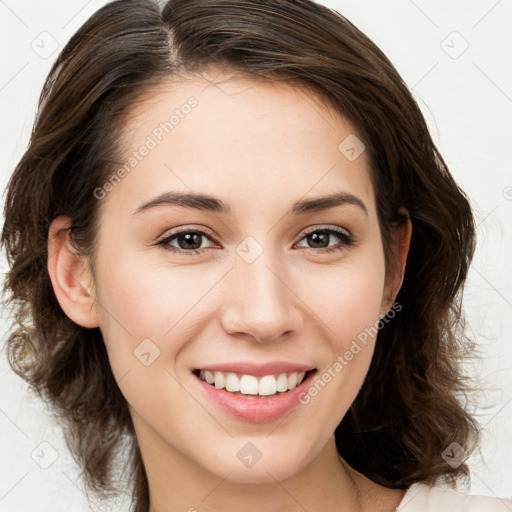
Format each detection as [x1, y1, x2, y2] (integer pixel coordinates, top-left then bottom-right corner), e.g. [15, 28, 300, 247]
[81, 72, 398, 483]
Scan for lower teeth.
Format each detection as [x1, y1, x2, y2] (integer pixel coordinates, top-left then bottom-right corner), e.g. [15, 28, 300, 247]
[203, 382, 289, 398]
[231, 390, 287, 398]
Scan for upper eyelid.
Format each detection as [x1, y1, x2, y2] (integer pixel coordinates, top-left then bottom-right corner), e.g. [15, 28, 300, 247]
[296, 224, 352, 242]
[159, 225, 217, 240]
[303, 225, 351, 235]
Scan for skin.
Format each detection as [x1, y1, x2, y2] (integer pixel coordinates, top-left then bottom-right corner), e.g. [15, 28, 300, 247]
[48, 70, 412, 512]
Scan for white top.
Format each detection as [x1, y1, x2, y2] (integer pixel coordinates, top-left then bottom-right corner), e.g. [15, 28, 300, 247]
[395, 482, 512, 511]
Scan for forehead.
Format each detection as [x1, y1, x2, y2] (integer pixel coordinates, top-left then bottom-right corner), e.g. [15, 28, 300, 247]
[101, 71, 376, 221]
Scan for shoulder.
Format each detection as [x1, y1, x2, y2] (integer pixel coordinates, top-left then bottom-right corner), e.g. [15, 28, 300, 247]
[395, 482, 512, 511]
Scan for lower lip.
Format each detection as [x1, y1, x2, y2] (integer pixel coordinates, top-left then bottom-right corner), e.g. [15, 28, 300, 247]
[194, 372, 315, 423]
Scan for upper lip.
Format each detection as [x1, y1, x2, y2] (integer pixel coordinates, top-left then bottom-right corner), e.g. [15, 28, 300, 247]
[194, 361, 316, 377]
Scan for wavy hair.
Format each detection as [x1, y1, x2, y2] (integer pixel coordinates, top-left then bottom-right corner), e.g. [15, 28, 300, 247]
[1, 1, 479, 510]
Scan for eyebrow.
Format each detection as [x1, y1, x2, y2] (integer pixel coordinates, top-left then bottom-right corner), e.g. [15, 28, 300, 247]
[131, 190, 368, 217]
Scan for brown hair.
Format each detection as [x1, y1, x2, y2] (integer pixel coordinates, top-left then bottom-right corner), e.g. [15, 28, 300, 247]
[1, 0, 479, 510]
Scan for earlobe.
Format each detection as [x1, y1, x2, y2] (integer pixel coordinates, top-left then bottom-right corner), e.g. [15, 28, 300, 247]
[382, 209, 413, 310]
[47, 216, 100, 328]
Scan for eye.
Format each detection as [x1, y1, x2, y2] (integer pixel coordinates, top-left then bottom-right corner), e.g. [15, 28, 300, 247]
[295, 226, 354, 253]
[155, 225, 355, 255]
[156, 228, 218, 254]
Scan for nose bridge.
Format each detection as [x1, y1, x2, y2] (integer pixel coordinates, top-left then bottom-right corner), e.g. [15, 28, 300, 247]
[221, 236, 297, 342]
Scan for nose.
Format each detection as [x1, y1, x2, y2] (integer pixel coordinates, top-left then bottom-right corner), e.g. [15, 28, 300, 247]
[219, 243, 301, 344]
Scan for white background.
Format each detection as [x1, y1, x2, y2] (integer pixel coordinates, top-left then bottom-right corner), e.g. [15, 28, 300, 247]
[0, 1, 511, 511]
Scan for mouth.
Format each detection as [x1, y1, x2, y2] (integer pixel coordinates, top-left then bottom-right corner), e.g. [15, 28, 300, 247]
[191, 361, 318, 422]
[193, 368, 317, 399]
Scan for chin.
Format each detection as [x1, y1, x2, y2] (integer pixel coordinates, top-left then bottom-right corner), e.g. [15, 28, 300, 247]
[197, 440, 313, 484]
[214, 459, 303, 484]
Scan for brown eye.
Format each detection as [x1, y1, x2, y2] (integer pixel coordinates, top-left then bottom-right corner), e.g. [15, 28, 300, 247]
[304, 231, 330, 249]
[173, 232, 204, 250]
[296, 227, 354, 253]
[157, 229, 216, 254]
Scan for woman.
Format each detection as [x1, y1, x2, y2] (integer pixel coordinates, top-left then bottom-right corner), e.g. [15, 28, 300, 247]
[1, 0, 510, 511]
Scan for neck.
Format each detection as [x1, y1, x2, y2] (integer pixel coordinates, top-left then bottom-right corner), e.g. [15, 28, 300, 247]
[138, 432, 363, 512]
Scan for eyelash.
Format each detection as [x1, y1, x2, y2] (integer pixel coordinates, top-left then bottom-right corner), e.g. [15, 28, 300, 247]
[155, 226, 355, 255]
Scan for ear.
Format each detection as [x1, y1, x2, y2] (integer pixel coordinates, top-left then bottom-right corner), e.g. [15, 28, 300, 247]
[382, 208, 412, 311]
[47, 216, 100, 328]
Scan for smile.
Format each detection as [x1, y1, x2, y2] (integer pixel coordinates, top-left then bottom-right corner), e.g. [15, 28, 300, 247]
[197, 369, 308, 397]
[192, 363, 317, 422]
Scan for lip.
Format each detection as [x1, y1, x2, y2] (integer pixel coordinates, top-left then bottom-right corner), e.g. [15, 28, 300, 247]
[193, 364, 317, 423]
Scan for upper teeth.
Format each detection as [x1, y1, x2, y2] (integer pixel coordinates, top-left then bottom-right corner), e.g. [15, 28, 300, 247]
[199, 370, 307, 396]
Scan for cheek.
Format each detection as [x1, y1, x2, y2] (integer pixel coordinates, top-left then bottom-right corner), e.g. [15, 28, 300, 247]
[93, 249, 220, 377]
[292, 245, 386, 415]
[93, 256, 213, 427]
[295, 247, 386, 348]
